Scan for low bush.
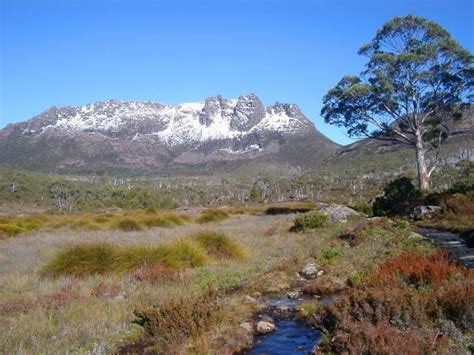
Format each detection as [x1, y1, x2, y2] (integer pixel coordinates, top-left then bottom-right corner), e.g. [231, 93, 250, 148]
[353, 202, 373, 216]
[290, 212, 328, 232]
[133, 289, 220, 352]
[317, 251, 474, 353]
[373, 177, 421, 217]
[196, 209, 229, 224]
[191, 231, 244, 259]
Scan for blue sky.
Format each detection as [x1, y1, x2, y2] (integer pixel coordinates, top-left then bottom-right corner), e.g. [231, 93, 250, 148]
[1, 0, 473, 145]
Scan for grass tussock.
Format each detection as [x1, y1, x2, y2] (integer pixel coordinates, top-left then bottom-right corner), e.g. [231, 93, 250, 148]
[0, 210, 190, 239]
[317, 251, 474, 354]
[196, 209, 229, 224]
[42, 241, 208, 277]
[112, 218, 143, 232]
[290, 212, 328, 232]
[191, 231, 244, 260]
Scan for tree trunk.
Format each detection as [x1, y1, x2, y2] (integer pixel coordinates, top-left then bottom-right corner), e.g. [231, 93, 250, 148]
[415, 129, 430, 190]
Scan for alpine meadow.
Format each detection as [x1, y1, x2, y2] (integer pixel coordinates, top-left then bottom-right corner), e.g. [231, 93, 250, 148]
[1, 2, 473, 354]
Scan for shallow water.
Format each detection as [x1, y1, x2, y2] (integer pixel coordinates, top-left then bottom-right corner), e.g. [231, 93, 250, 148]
[244, 297, 334, 354]
[247, 317, 320, 354]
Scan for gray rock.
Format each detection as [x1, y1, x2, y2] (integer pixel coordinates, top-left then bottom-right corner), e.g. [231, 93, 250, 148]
[300, 263, 321, 279]
[411, 205, 442, 221]
[256, 320, 275, 334]
[317, 203, 360, 223]
[287, 290, 301, 299]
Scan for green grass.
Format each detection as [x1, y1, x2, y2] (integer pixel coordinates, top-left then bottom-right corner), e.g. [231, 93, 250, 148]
[0, 223, 27, 237]
[191, 231, 244, 260]
[196, 209, 229, 224]
[290, 212, 328, 232]
[42, 240, 208, 277]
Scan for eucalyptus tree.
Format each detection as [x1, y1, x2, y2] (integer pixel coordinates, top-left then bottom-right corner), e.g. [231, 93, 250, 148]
[321, 15, 473, 189]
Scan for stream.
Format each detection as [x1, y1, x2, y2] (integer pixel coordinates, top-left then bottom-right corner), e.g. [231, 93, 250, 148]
[243, 297, 334, 354]
[417, 227, 474, 269]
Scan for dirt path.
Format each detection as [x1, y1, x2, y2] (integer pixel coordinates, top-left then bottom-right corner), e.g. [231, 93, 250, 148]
[418, 228, 474, 269]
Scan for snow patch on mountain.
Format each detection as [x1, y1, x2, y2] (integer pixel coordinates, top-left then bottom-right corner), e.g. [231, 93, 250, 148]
[30, 94, 313, 147]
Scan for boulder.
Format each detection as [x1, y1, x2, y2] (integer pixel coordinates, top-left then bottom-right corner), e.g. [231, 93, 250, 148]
[300, 263, 321, 280]
[256, 320, 275, 334]
[411, 205, 442, 221]
[287, 290, 301, 299]
[317, 204, 360, 223]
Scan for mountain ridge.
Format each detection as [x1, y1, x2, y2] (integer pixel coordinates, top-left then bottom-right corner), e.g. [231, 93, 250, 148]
[0, 94, 339, 174]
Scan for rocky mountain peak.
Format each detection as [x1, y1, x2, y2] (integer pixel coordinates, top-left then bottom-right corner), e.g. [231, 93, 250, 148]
[231, 93, 266, 131]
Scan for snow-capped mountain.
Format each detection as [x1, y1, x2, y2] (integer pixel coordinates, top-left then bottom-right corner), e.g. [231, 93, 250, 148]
[0, 94, 339, 174]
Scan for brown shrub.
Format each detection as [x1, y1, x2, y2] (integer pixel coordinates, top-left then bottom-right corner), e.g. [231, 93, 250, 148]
[444, 194, 474, 216]
[319, 320, 441, 354]
[133, 289, 220, 352]
[317, 251, 474, 353]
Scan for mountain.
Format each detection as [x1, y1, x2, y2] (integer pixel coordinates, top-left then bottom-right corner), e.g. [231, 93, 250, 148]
[0, 94, 339, 175]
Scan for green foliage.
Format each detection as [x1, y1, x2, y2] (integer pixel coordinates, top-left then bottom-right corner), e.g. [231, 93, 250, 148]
[291, 212, 328, 232]
[196, 209, 229, 224]
[373, 177, 421, 217]
[353, 202, 373, 216]
[193, 269, 245, 291]
[191, 231, 244, 259]
[0, 224, 27, 237]
[318, 246, 342, 264]
[42, 241, 208, 277]
[321, 15, 473, 189]
[249, 184, 262, 202]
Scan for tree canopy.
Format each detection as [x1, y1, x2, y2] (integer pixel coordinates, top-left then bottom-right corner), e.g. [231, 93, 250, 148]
[321, 15, 473, 189]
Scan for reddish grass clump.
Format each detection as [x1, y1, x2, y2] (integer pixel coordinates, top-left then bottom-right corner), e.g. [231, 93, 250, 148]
[132, 264, 180, 284]
[90, 281, 122, 298]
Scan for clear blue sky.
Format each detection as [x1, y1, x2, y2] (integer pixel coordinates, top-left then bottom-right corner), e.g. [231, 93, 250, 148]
[1, 0, 473, 145]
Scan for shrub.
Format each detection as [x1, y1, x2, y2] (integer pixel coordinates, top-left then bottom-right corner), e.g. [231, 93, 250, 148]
[133, 289, 220, 352]
[318, 250, 474, 354]
[353, 202, 373, 216]
[290, 212, 328, 232]
[196, 209, 229, 224]
[191, 231, 244, 259]
[373, 177, 421, 217]
[113, 218, 143, 232]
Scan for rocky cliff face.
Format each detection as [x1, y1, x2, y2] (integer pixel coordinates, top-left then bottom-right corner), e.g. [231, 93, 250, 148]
[0, 94, 339, 174]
